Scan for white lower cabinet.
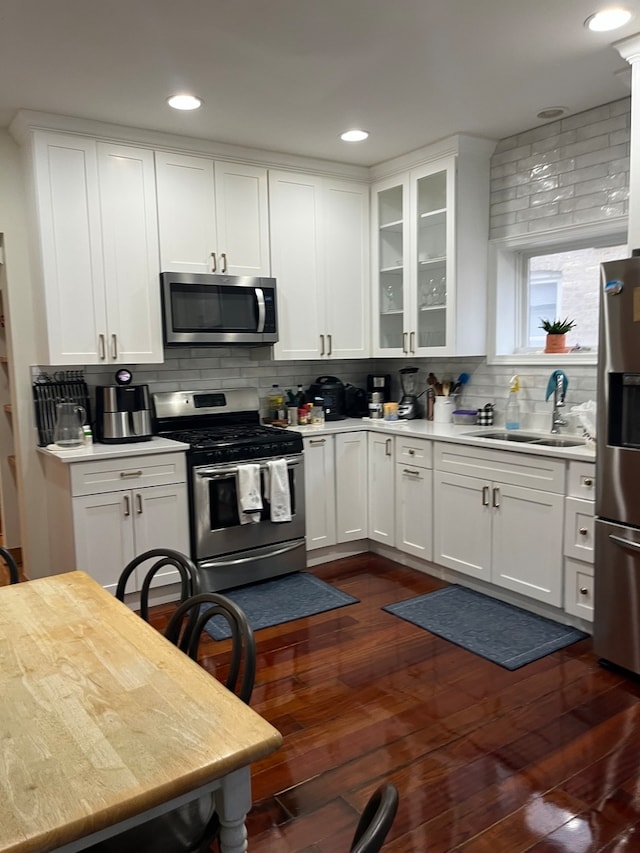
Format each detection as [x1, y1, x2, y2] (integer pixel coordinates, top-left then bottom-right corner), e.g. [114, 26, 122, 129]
[368, 433, 395, 545]
[395, 437, 433, 560]
[44, 451, 190, 595]
[304, 432, 367, 550]
[433, 443, 565, 607]
[563, 462, 596, 622]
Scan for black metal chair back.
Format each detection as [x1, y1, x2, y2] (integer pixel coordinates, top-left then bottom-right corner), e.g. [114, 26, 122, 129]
[164, 592, 256, 705]
[351, 783, 399, 853]
[0, 547, 19, 585]
[115, 548, 200, 621]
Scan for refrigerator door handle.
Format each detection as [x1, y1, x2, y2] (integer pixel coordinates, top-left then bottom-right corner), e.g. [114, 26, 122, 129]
[609, 533, 640, 552]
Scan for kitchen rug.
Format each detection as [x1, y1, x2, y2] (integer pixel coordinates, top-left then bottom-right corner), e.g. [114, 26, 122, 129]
[383, 585, 588, 670]
[202, 572, 358, 640]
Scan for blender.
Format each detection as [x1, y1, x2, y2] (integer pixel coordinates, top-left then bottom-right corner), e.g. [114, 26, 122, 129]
[398, 367, 420, 419]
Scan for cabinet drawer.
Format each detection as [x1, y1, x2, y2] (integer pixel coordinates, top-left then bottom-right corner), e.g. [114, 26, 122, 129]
[567, 462, 596, 500]
[434, 442, 565, 493]
[70, 453, 187, 496]
[564, 497, 595, 562]
[396, 437, 432, 469]
[564, 558, 594, 622]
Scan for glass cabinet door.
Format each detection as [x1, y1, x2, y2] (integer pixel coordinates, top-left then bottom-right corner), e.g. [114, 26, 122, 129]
[415, 168, 447, 350]
[376, 182, 406, 353]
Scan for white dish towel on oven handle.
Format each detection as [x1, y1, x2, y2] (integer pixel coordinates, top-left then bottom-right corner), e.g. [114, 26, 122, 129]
[236, 463, 262, 524]
[265, 458, 292, 522]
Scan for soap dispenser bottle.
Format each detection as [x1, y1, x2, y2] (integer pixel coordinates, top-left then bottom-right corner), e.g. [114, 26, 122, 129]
[505, 375, 521, 430]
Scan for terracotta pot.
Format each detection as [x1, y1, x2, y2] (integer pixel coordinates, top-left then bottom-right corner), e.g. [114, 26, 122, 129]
[544, 333, 569, 354]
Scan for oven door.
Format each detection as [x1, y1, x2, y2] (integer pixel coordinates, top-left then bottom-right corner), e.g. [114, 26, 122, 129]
[192, 453, 305, 562]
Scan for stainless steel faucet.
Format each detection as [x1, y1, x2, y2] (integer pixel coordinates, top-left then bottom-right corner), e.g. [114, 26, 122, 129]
[550, 372, 568, 434]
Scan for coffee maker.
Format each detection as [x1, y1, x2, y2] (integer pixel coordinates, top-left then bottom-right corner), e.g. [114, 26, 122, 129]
[398, 367, 420, 419]
[367, 374, 391, 402]
[96, 370, 153, 443]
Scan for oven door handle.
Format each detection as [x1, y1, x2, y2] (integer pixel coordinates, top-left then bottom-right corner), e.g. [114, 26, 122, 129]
[196, 456, 302, 479]
[255, 287, 266, 333]
[201, 539, 303, 568]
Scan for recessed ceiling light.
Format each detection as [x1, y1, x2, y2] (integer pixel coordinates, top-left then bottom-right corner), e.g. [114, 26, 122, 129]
[340, 129, 369, 142]
[536, 106, 569, 120]
[585, 7, 632, 31]
[167, 94, 203, 111]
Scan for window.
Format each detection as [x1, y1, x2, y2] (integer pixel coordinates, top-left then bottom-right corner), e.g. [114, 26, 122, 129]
[490, 225, 628, 364]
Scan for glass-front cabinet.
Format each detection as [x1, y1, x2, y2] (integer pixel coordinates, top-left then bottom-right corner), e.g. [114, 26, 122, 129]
[372, 137, 491, 358]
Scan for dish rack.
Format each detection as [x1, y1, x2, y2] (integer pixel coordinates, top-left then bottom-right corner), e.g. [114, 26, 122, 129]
[32, 370, 91, 446]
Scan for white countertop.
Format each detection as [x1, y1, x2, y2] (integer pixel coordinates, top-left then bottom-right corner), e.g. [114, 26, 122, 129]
[291, 417, 597, 462]
[37, 435, 189, 463]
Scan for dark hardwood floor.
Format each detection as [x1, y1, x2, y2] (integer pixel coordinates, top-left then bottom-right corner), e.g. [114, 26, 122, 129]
[148, 554, 640, 852]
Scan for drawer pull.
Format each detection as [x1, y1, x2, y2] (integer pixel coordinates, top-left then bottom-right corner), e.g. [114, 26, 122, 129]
[408, 448, 415, 456]
[579, 587, 589, 595]
[403, 468, 420, 477]
[309, 439, 326, 446]
[583, 477, 593, 486]
[579, 527, 588, 536]
[120, 470, 143, 479]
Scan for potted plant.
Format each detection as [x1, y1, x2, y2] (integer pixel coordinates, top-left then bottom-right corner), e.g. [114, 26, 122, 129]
[539, 317, 576, 353]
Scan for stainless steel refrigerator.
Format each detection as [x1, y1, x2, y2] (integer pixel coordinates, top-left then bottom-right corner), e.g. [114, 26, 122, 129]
[595, 252, 640, 674]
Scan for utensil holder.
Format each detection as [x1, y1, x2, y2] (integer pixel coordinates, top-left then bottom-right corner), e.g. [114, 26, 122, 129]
[433, 397, 453, 424]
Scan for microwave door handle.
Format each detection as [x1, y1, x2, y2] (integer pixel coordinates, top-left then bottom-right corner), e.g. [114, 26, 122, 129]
[255, 288, 266, 333]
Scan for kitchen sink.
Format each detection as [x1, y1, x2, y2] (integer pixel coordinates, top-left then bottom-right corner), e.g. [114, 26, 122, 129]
[467, 430, 587, 448]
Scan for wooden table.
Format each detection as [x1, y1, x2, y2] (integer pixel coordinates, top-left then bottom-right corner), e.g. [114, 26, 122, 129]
[0, 572, 282, 853]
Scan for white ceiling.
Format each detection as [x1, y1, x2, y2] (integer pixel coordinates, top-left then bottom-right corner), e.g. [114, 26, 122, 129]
[0, 0, 638, 167]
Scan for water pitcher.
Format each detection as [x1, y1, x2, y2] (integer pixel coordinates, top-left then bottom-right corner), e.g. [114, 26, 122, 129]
[53, 401, 86, 448]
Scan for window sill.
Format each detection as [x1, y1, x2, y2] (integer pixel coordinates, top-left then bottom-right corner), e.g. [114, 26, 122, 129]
[488, 351, 597, 367]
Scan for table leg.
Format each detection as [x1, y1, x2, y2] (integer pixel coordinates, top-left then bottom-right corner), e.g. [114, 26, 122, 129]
[215, 765, 252, 853]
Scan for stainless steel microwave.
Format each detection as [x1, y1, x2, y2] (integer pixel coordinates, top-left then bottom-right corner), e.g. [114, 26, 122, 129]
[160, 272, 278, 346]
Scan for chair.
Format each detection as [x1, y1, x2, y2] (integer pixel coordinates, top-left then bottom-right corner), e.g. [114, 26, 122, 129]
[164, 592, 256, 705]
[0, 546, 19, 585]
[115, 548, 200, 622]
[351, 783, 399, 853]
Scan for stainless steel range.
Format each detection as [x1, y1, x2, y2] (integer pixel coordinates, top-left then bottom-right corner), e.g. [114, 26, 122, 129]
[153, 388, 305, 591]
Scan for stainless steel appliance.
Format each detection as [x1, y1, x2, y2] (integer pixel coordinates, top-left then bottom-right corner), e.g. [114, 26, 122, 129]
[367, 374, 391, 402]
[95, 384, 152, 443]
[160, 272, 278, 346]
[595, 252, 640, 674]
[153, 388, 305, 592]
[398, 367, 420, 419]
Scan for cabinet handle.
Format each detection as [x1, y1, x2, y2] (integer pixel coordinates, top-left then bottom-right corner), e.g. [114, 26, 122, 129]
[410, 331, 415, 354]
[385, 438, 392, 456]
[579, 527, 589, 536]
[210, 252, 217, 272]
[98, 334, 106, 360]
[403, 468, 420, 477]
[583, 478, 593, 486]
[408, 448, 415, 456]
[492, 487, 500, 508]
[320, 334, 325, 356]
[580, 587, 589, 595]
[327, 334, 332, 356]
[402, 332, 408, 354]
[221, 252, 227, 273]
[482, 485, 490, 506]
[123, 495, 130, 517]
[309, 438, 326, 446]
[111, 334, 118, 360]
[120, 470, 143, 479]
[136, 493, 143, 514]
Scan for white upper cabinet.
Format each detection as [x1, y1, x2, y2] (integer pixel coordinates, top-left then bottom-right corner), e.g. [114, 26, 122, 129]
[155, 152, 270, 277]
[371, 136, 492, 358]
[269, 171, 370, 360]
[30, 131, 163, 365]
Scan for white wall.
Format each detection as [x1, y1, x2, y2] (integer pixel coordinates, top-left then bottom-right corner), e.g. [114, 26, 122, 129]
[0, 129, 51, 577]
